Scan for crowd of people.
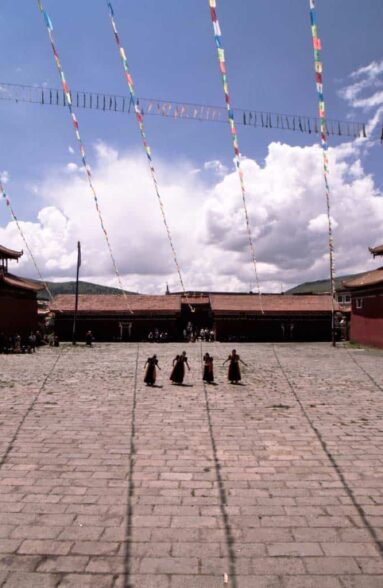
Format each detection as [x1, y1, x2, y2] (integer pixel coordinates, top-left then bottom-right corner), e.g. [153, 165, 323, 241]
[147, 329, 168, 343]
[183, 322, 215, 343]
[143, 349, 246, 387]
[0, 330, 59, 354]
[0, 329, 98, 353]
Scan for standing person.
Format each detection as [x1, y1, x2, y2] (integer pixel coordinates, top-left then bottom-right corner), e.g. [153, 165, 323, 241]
[339, 316, 348, 341]
[170, 351, 190, 385]
[223, 349, 247, 384]
[35, 331, 42, 347]
[85, 330, 94, 347]
[28, 332, 36, 353]
[14, 334, 21, 353]
[144, 354, 160, 386]
[203, 352, 214, 384]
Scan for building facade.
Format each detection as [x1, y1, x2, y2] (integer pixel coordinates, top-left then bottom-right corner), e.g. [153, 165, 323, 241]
[343, 245, 383, 349]
[0, 245, 44, 337]
[210, 294, 343, 342]
[52, 294, 182, 341]
[51, 292, 343, 342]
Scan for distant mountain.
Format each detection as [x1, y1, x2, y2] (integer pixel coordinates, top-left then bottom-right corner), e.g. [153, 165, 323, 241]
[285, 273, 364, 295]
[38, 281, 137, 300]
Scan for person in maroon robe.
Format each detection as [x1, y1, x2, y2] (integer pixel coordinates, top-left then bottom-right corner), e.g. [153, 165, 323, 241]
[170, 351, 190, 384]
[203, 352, 214, 383]
[223, 349, 247, 384]
[144, 354, 160, 386]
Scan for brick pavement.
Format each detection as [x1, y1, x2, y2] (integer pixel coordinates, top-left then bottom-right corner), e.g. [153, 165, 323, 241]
[0, 342, 382, 587]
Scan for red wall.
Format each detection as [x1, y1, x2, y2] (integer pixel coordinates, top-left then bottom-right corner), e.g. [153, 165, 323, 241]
[0, 295, 39, 336]
[350, 294, 383, 349]
[214, 315, 332, 341]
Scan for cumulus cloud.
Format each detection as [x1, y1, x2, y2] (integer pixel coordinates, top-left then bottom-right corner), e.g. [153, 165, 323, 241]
[1, 137, 382, 293]
[308, 214, 338, 233]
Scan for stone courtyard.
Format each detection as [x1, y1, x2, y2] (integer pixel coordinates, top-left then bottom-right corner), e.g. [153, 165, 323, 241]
[0, 342, 382, 587]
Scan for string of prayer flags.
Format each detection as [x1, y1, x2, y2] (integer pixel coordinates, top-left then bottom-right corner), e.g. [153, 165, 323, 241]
[0, 81, 366, 139]
[208, 0, 263, 309]
[0, 179, 54, 301]
[105, 1, 194, 311]
[36, 0, 133, 313]
[309, 0, 336, 321]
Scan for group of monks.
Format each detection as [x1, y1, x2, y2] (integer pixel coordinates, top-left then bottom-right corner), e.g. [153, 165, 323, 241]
[144, 349, 247, 387]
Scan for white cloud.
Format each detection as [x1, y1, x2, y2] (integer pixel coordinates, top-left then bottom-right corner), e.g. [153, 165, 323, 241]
[352, 90, 383, 111]
[350, 60, 383, 80]
[1, 139, 382, 293]
[308, 214, 338, 233]
[68, 146, 75, 155]
[65, 162, 80, 173]
[339, 60, 383, 137]
[203, 159, 228, 176]
[0, 170, 9, 184]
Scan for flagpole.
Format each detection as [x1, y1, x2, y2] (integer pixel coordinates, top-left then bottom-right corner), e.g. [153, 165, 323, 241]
[72, 241, 81, 345]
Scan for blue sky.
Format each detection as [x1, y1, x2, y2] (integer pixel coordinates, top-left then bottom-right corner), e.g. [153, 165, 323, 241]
[0, 1, 382, 292]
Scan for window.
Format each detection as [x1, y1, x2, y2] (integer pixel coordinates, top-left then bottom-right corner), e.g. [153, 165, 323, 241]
[356, 298, 363, 309]
[338, 294, 351, 304]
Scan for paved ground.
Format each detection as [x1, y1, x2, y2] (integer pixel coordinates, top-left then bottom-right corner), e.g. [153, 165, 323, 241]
[0, 342, 383, 587]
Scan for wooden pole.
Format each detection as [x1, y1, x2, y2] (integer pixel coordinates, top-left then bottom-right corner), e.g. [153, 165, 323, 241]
[72, 241, 81, 345]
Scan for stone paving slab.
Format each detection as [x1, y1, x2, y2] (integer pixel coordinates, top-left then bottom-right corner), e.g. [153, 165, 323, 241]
[0, 342, 382, 587]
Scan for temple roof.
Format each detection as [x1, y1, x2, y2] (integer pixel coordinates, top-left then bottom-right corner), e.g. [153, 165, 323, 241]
[0, 272, 45, 292]
[369, 244, 383, 258]
[342, 268, 383, 290]
[210, 294, 341, 314]
[0, 244, 23, 260]
[50, 293, 346, 315]
[51, 294, 182, 314]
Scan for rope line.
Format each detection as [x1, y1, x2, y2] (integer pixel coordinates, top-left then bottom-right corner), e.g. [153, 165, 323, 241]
[272, 344, 383, 557]
[343, 344, 383, 393]
[200, 342, 237, 587]
[105, 1, 194, 311]
[0, 180, 54, 302]
[0, 347, 65, 471]
[36, 0, 133, 314]
[122, 343, 139, 587]
[208, 0, 263, 312]
[309, 0, 336, 338]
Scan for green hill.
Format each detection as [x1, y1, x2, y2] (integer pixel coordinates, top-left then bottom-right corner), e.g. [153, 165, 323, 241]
[38, 281, 137, 300]
[286, 273, 363, 295]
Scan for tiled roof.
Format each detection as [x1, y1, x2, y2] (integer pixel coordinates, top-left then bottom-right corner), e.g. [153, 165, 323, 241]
[0, 271, 44, 292]
[210, 294, 340, 314]
[181, 295, 210, 305]
[0, 245, 23, 260]
[50, 293, 346, 315]
[369, 244, 383, 257]
[342, 268, 383, 290]
[51, 294, 181, 314]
